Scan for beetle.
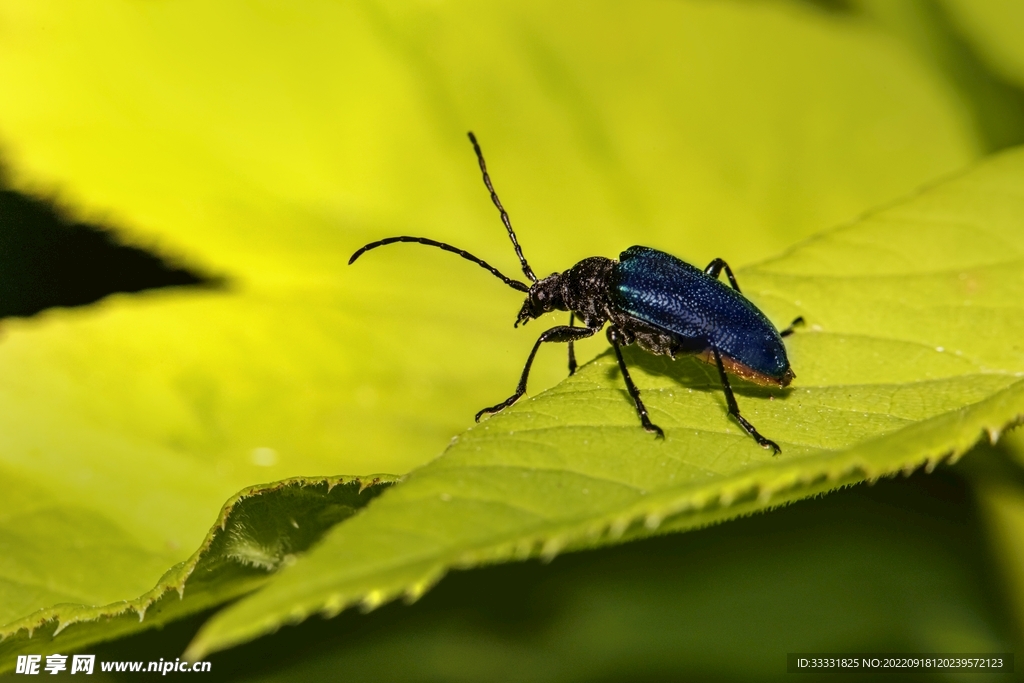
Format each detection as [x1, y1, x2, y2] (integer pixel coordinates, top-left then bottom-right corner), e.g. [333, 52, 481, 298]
[350, 132, 803, 453]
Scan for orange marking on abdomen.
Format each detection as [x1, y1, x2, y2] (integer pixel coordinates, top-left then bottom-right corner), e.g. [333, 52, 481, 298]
[695, 349, 794, 388]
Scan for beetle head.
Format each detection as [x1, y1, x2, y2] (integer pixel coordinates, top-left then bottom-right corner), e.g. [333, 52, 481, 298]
[516, 273, 564, 327]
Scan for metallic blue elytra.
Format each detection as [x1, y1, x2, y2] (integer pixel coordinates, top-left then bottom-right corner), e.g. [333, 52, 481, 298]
[350, 132, 803, 453]
[611, 246, 793, 387]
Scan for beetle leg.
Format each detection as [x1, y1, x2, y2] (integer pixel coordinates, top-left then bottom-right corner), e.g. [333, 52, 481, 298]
[476, 324, 599, 421]
[780, 316, 805, 338]
[704, 258, 742, 293]
[567, 313, 578, 376]
[607, 327, 664, 439]
[711, 348, 780, 454]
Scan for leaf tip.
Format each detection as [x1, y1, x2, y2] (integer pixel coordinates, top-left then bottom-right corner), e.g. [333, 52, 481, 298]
[987, 426, 1002, 445]
[514, 539, 535, 559]
[357, 477, 382, 495]
[540, 537, 566, 562]
[403, 581, 431, 604]
[359, 590, 386, 612]
[321, 594, 347, 619]
[609, 517, 631, 539]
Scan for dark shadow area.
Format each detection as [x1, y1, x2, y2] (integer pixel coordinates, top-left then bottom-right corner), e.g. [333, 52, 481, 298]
[89, 466, 1017, 682]
[797, 0, 855, 14]
[900, 0, 1024, 153]
[787, 0, 1024, 154]
[0, 183, 219, 320]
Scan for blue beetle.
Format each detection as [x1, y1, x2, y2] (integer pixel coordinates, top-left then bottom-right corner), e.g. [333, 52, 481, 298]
[350, 133, 802, 453]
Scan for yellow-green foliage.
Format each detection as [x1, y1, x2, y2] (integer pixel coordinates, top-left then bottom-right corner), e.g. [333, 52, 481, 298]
[0, 0, 1022, 675]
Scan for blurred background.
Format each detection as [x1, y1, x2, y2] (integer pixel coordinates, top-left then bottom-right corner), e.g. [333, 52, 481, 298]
[2, 0, 1024, 680]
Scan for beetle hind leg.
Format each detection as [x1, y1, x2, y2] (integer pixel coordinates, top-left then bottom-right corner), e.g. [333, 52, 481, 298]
[780, 316, 805, 338]
[607, 327, 664, 438]
[711, 348, 780, 454]
[704, 258, 742, 293]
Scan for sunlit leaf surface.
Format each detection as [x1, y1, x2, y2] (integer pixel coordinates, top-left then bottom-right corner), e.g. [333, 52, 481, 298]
[187, 147, 1024, 657]
[0, 0, 986, 666]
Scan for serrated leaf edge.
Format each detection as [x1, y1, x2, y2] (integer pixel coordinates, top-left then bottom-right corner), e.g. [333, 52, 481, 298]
[185, 378, 1024, 659]
[0, 473, 400, 646]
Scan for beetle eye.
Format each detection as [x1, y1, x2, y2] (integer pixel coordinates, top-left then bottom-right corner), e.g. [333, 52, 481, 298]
[536, 291, 547, 302]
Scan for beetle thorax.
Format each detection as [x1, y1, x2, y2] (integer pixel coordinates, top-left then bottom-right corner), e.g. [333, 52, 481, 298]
[516, 256, 616, 327]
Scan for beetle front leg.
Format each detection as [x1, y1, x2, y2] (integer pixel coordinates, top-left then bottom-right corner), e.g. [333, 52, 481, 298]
[476, 324, 599, 421]
[607, 327, 664, 438]
[711, 348, 780, 454]
[704, 258, 741, 293]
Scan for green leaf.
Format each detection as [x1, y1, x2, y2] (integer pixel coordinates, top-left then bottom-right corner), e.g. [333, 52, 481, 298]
[851, 0, 1024, 152]
[234, 473, 1016, 680]
[186, 147, 1024, 658]
[90, 469, 1011, 682]
[0, 475, 394, 668]
[0, 0, 983, 664]
[965, 429, 1024, 640]
[943, 0, 1024, 87]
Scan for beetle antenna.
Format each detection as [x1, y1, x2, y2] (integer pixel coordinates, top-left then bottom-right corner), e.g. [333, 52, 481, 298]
[349, 236, 530, 293]
[467, 132, 538, 283]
